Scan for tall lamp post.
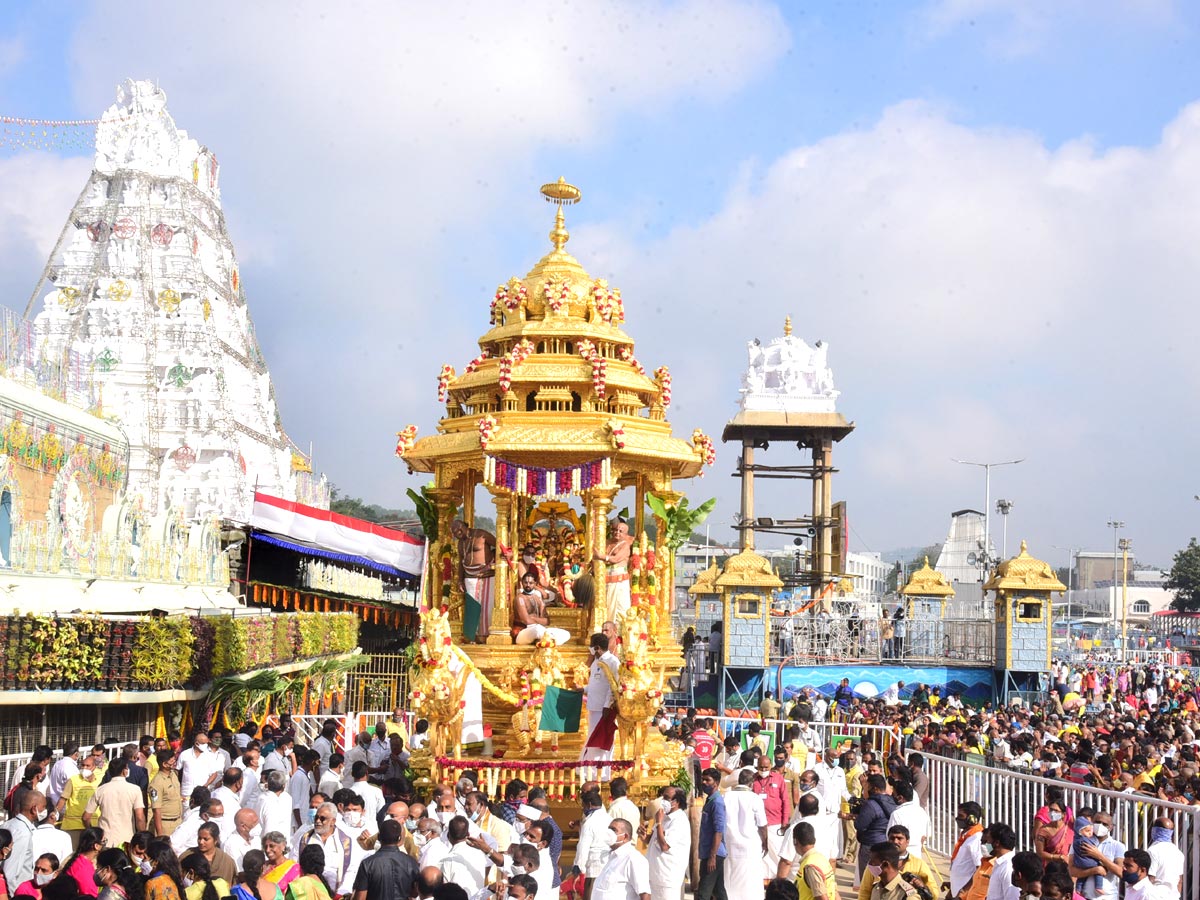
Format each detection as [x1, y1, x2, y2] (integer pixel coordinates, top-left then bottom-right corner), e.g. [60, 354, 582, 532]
[1107, 520, 1124, 639]
[996, 499, 1014, 559]
[953, 458, 1024, 577]
[1052, 544, 1080, 652]
[1119, 536, 1132, 659]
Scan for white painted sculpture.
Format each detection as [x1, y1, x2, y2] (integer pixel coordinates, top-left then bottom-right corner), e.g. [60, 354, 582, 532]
[739, 320, 840, 413]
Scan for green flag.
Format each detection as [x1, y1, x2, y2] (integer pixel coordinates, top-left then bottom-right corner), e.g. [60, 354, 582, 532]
[539, 685, 583, 733]
[462, 592, 481, 640]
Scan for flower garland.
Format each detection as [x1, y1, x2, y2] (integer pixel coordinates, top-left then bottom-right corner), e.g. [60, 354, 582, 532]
[437, 364, 456, 403]
[463, 348, 491, 375]
[483, 455, 613, 497]
[543, 279, 571, 314]
[617, 346, 645, 375]
[436, 756, 635, 771]
[450, 645, 521, 705]
[491, 281, 527, 324]
[478, 414, 497, 450]
[691, 429, 716, 471]
[577, 340, 608, 398]
[394, 424, 418, 458]
[590, 279, 625, 325]
[606, 419, 626, 450]
[498, 339, 535, 394]
[654, 365, 672, 408]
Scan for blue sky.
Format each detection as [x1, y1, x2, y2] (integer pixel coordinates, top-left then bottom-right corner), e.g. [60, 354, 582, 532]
[1, 1, 1198, 567]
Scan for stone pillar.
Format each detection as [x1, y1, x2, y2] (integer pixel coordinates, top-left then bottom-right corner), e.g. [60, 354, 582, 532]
[740, 439, 754, 551]
[487, 487, 513, 644]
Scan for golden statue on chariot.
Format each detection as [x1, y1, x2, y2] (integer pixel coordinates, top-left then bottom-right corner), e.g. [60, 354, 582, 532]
[397, 179, 714, 797]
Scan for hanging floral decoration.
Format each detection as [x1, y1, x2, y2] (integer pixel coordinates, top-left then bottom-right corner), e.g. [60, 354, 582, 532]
[617, 346, 645, 375]
[691, 429, 716, 470]
[654, 366, 672, 408]
[436, 756, 635, 772]
[394, 424, 418, 458]
[491, 280, 527, 324]
[606, 419, 626, 451]
[590, 279, 625, 325]
[543, 279, 571, 314]
[478, 415, 497, 450]
[437, 365, 456, 403]
[577, 340, 608, 398]
[483, 455, 613, 497]
[498, 339, 534, 394]
[463, 348, 491, 375]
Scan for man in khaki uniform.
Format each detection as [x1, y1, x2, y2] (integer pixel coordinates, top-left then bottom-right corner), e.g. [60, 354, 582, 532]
[868, 842, 921, 900]
[149, 750, 183, 836]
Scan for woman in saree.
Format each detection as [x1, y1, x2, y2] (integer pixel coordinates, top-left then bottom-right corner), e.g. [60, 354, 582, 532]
[1035, 799, 1076, 866]
[260, 835, 298, 893]
[231, 851, 282, 900]
[282, 848, 330, 900]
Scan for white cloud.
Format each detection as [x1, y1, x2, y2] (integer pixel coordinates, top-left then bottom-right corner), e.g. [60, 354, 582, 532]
[581, 99, 1200, 562]
[918, 0, 1178, 56]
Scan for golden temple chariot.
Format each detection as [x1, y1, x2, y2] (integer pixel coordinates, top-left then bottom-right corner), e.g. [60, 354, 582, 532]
[395, 179, 709, 792]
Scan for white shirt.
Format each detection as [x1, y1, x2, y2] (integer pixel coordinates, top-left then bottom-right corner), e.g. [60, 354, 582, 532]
[354, 780, 385, 823]
[1127, 878, 1177, 900]
[888, 800, 930, 858]
[238, 763, 263, 810]
[608, 797, 640, 832]
[575, 807, 613, 877]
[178, 746, 218, 800]
[440, 843, 489, 895]
[419, 836, 449, 869]
[213, 786, 242, 818]
[343, 746, 370, 788]
[1088, 837, 1126, 900]
[723, 786, 767, 852]
[987, 851, 1016, 900]
[813, 761, 849, 815]
[224, 831, 256, 869]
[257, 790, 294, 839]
[318, 770, 344, 799]
[949, 829, 982, 895]
[646, 809, 690, 889]
[31, 822, 72, 864]
[881, 684, 901, 705]
[46, 756, 79, 806]
[313, 736, 334, 774]
[262, 751, 290, 779]
[588, 652, 620, 714]
[294, 826, 363, 895]
[288, 770, 313, 817]
[592, 841, 650, 900]
[170, 810, 206, 855]
[1149, 839, 1184, 899]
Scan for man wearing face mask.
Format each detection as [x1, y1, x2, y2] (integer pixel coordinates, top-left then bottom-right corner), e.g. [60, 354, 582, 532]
[948, 803, 983, 900]
[466, 791, 511, 852]
[417, 818, 447, 869]
[724, 768, 769, 900]
[439, 816, 488, 895]
[56, 754, 101, 848]
[84, 758, 146, 846]
[590, 819, 648, 900]
[522, 822, 559, 900]
[753, 752, 792, 877]
[341, 796, 378, 851]
[582, 634, 620, 774]
[696, 769, 728, 900]
[292, 800, 361, 895]
[223, 808, 260, 869]
[644, 787, 689, 900]
[1069, 810, 1125, 900]
[1, 791, 43, 888]
[984, 824, 1018, 900]
[1146, 818, 1183, 900]
[866, 841, 920, 900]
[30, 791, 70, 865]
[572, 789, 611, 900]
[1123, 850, 1174, 900]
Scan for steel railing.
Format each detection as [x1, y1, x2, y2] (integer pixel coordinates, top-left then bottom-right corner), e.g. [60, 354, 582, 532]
[701, 715, 898, 758]
[769, 616, 995, 666]
[923, 751, 1200, 896]
[0, 741, 126, 822]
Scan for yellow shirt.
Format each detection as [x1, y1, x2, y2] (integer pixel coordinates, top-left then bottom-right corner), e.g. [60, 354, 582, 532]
[59, 773, 100, 831]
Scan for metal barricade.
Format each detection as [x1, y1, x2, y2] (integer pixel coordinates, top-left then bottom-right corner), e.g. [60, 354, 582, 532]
[0, 741, 126, 822]
[704, 715, 897, 759]
[923, 752, 1200, 896]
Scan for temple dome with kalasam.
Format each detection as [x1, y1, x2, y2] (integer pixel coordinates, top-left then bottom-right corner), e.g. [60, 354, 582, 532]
[395, 179, 710, 792]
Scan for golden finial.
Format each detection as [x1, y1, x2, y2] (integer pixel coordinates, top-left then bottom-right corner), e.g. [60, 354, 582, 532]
[540, 177, 581, 252]
[783, 315, 793, 337]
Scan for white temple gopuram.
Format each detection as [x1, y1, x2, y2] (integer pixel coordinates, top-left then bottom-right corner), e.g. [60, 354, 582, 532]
[739, 316, 839, 413]
[26, 79, 327, 524]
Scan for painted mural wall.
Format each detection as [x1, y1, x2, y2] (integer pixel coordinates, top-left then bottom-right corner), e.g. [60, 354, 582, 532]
[770, 665, 994, 704]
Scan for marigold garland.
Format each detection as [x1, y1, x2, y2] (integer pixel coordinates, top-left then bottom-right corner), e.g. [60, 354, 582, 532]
[654, 366, 672, 408]
[450, 645, 521, 705]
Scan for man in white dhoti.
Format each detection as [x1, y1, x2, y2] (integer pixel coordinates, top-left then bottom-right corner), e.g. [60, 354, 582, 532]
[723, 770, 768, 900]
[644, 786, 690, 900]
[594, 520, 632, 623]
[514, 574, 570, 645]
[582, 633, 620, 776]
[451, 520, 496, 643]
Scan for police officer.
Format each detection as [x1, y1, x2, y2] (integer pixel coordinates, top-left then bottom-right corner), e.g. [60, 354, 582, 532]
[868, 842, 922, 900]
[149, 749, 183, 836]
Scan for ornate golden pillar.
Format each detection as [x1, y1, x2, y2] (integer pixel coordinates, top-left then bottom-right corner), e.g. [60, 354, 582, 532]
[648, 488, 682, 643]
[589, 485, 618, 633]
[487, 486, 513, 644]
[427, 486, 461, 623]
[634, 476, 646, 541]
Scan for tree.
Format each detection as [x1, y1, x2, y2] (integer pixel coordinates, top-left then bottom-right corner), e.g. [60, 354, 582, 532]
[1166, 538, 1200, 611]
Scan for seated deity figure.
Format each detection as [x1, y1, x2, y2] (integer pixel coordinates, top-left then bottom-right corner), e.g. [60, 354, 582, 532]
[513, 571, 570, 645]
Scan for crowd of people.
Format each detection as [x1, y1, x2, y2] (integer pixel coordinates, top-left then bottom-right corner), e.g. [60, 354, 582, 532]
[3, 658, 1197, 900]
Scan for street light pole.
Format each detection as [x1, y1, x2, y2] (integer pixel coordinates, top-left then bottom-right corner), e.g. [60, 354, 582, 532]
[1107, 520, 1124, 639]
[1052, 544, 1079, 652]
[1119, 537, 1132, 660]
[953, 458, 1024, 577]
[997, 499, 1014, 559]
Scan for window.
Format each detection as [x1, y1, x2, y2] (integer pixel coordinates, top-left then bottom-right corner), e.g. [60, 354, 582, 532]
[1016, 598, 1043, 622]
[735, 595, 760, 616]
[1131, 600, 1151, 614]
